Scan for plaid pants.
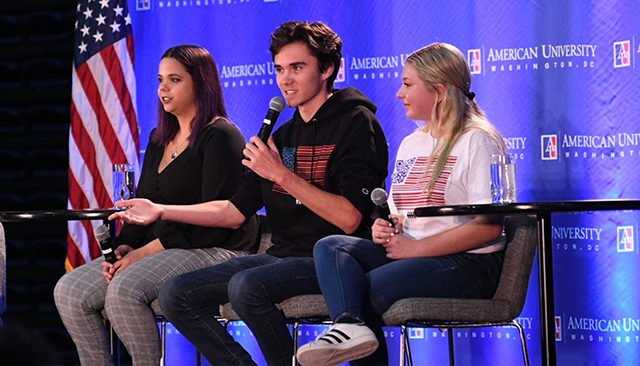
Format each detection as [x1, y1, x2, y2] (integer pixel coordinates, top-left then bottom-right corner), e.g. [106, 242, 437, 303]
[54, 247, 247, 366]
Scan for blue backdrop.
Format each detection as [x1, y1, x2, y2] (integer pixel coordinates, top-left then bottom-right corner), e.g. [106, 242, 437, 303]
[129, 0, 640, 364]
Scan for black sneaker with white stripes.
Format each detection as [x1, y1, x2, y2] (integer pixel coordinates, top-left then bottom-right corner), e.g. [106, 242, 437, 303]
[296, 323, 379, 366]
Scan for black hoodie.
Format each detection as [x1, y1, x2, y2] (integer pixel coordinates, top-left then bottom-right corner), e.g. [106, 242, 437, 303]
[230, 87, 389, 257]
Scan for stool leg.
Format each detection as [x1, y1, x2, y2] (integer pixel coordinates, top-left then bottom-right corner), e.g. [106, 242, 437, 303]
[447, 328, 455, 366]
[107, 320, 121, 366]
[400, 324, 414, 366]
[406, 326, 414, 366]
[292, 321, 300, 366]
[160, 320, 166, 366]
[513, 321, 530, 366]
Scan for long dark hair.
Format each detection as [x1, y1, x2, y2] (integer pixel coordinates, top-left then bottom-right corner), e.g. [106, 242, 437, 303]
[153, 45, 228, 145]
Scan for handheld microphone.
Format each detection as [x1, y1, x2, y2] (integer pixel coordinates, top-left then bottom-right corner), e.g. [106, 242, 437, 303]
[370, 188, 395, 225]
[257, 96, 285, 143]
[94, 224, 117, 264]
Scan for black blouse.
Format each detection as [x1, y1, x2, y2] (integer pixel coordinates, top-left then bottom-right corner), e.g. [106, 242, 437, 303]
[112, 119, 259, 252]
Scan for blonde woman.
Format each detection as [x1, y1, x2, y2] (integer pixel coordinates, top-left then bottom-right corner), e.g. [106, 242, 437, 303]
[297, 43, 508, 366]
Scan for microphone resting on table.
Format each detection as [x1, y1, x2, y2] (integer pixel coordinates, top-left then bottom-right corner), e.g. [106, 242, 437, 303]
[371, 188, 395, 225]
[257, 96, 285, 143]
[94, 224, 117, 264]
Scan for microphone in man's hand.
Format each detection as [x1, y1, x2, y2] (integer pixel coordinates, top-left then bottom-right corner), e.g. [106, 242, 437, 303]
[257, 96, 285, 143]
[371, 188, 395, 225]
[94, 224, 117, 264]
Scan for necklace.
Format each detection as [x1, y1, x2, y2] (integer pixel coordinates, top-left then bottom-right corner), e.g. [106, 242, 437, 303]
[170, 138, 189, 159]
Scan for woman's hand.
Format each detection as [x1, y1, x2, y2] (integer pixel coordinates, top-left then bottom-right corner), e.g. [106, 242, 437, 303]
[101, 245, 134, 282]
[109, 248, 144, 278]
[108, 198, 162, 226]
[382, 234, 418, 260]
[372, 215, 403, 245]
[101, 239, 165, 282]
[371, 215, 420, 259]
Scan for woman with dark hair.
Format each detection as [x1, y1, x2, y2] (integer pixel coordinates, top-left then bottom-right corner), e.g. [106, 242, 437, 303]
[54, 45, 259, 366]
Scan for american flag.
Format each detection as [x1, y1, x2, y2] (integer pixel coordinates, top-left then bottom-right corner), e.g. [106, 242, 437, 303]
[67, 0, 140, 271]
[391, 156, 457, 210]
[272, 145, 335, 194]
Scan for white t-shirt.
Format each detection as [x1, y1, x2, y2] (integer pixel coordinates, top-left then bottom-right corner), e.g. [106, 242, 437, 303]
[388, 129, 505, 254]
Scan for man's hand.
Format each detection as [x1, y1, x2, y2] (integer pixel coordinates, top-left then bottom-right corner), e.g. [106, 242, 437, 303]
[243, 136, 362, 234]
[109, 198, 162, 225]
[242, 136, 290, 183]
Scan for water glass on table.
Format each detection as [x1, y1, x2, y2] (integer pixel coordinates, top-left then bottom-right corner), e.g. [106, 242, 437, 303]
[490, 153, 517, 204]
[112, 163, 135, 207]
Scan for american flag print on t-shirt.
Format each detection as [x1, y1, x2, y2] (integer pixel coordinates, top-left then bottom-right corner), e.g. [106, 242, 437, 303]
[391, 155, 457, 210]
[273, 145, 335, 195]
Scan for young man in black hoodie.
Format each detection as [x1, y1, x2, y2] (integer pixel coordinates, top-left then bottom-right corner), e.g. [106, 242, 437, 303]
[110, 21, 389, 365]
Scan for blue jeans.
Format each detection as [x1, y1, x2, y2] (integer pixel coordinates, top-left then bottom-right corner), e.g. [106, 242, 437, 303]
[313, 235, 505, 365]
[158, 253, 320, 366]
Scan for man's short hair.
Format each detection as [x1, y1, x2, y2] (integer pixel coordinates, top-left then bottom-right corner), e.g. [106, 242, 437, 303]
[269, 21, 342, 91]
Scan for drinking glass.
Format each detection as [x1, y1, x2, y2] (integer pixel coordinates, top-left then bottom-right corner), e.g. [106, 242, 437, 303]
[490, 153, 517, 204]
[502, 153, 517, 203]
[490, 154, 504, 204]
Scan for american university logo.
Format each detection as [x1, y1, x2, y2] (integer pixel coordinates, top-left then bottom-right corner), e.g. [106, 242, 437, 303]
[408, 328, 424, 339]
[555, 316, 562, 341]
[541, 135, 558, 160]
[335, 58, 346, 83]
[468, 49, 481, 74]
[136, 0, 150, 10]
[349, 53, 406, 81]
[613, 41, 631, 68]
[617, 226, 634, 252]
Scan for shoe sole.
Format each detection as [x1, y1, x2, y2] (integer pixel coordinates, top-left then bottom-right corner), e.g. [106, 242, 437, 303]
[297, 338, 379, 366]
